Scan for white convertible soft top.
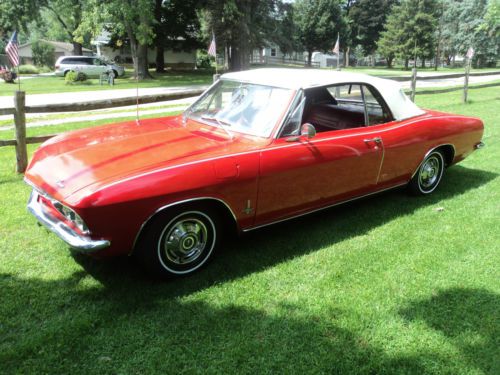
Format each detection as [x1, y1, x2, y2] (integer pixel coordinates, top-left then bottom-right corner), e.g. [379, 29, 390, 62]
[221, 68, 425, 121]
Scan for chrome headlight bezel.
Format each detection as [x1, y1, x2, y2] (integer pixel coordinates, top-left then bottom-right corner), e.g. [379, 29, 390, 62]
[52, 201, 90, 234]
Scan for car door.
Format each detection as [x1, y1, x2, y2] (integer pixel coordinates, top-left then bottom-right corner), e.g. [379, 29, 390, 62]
[255, 84, 385, 225]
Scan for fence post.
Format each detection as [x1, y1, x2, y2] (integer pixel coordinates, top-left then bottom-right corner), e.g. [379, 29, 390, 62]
[410, 68, 417, 102]
[463, 60, 470, 103]
[14, 91, 27, 173]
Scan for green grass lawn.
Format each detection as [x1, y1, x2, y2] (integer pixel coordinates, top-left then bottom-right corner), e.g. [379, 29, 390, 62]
[0, 70, 212, 96]
[0, 87, 499, 374]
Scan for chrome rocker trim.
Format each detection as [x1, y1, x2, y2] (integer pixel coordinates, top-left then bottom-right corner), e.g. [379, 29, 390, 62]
[27, 191, 110, 252]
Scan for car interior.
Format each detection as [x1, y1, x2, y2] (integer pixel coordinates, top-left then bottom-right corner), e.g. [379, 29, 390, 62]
[281, 83, 393, 137]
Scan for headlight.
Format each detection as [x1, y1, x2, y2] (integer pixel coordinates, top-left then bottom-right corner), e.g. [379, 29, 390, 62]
[53, 201, 89, 234]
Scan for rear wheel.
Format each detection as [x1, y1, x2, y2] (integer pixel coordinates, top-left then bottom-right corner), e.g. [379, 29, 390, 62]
[409, 150, 445, 195]
[135, 206, 220, 278]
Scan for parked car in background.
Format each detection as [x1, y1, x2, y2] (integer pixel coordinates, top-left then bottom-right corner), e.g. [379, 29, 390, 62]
[54, 55, 125, 78]
[25, 69, 484, 278]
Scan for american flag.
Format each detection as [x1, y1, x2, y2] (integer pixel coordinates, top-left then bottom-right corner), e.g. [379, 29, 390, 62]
[332, 33, 339, 55]
[5, 31, 19, 67]
[208, 33, 216, 57]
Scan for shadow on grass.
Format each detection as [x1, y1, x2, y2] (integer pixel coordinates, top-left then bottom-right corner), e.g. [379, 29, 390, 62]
[76, 165, 497, 295]
[1, 166, 497, 373]
[400, 288, 500, 374]
[0, 272, 466, 374]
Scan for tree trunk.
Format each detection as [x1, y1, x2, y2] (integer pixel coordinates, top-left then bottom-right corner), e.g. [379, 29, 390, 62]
[156, 44, 165, 73]
[345, 47, 350, 67]
[421, 58, 425, 68]
[128, 28, 152, 80]
[73, 42, 83, 56]
[404, 58, 409, 70]
[137, 44, 152, 79]
[387, 56, 393, 68]
[154, 0, 165, 73]
[307, 50, 312, 66]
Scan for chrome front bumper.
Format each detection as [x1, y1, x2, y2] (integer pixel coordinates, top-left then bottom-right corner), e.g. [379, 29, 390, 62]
[27, 191, 110, 253]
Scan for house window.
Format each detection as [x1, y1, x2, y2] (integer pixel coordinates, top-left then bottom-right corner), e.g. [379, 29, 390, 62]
[270, 48, 277, 57]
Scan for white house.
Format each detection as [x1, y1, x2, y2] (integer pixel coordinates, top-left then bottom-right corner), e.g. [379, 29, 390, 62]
[92, 31, 196, 69]
[18, 40, 93, 65]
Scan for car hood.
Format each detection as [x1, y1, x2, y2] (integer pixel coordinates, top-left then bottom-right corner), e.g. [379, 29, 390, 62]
[25, 115, 264, 203]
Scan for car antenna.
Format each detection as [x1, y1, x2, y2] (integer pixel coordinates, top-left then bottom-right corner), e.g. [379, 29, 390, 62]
[135, 62, 140, 125]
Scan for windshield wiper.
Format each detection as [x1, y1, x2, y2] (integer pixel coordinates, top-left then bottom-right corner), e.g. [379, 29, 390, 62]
[201, 115, 233, 140]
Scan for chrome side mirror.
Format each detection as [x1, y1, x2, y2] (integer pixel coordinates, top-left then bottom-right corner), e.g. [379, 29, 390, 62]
[300, 123, 316, 139]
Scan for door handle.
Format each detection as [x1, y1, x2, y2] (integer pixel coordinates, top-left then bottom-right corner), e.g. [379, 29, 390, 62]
[364, 137, 382, 144]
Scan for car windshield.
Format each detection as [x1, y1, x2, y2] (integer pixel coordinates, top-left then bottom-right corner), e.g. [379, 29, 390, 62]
[186, 80, 294, 138]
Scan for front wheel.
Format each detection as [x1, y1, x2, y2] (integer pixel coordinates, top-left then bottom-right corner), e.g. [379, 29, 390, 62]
[408, 150, 445, 195]
[135, 207, 219, 278]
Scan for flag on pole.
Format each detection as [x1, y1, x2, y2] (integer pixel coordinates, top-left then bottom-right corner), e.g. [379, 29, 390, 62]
[5, 31, 20, 67]
[208, 33, 216, 57]
[466, 47, 474, 59]
[332, 33, 339, 55]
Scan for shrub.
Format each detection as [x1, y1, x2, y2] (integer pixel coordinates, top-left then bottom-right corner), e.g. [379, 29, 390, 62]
[18, 64, 39, 74]
[37, 66, 53, 73]
[32, 41, 55, 67]
[65, 70, 87, 84]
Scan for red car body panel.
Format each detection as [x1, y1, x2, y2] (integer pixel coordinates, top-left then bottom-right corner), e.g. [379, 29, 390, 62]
[24, 97, 484, 259]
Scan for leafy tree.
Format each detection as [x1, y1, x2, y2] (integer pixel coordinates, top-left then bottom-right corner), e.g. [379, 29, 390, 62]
[376, 5, 401, 68]
[439, 0, 499, 67]
[154, 0, 201, 72]
[32, 40, 56, 66]
[0, 0, 43, 36]
[43, 0, 86, 55]
[293, 0, 345, 65]
[377, 0, 440, 69]
[479, 0, 500, 38]
[77, 0, 155, 79]
[350, 0, 397, 58]
[200, 0, 278, 71]
[273, 2, 300, 58]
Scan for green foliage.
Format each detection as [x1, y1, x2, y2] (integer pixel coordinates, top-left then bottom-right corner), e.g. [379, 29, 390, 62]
[293, 0, 346, 62]
[200, 0, 278, 71]
[18, 64, 39, 74]
[64, 70, 87, 84]
[350, 0, 397, 56]
[377, 0, 440, 67]
[479, 0, 500, 38]
[32, 40, 56, 67]
[440, 0, 499, 68]
[196, 50, 212, 69]
[273, 2, 301, 58]
[0, 0, 43, 34]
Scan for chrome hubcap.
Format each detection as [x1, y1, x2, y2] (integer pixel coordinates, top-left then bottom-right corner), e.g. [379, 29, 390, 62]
[163, 218, 208, 265]
[419, 156, 440, 189]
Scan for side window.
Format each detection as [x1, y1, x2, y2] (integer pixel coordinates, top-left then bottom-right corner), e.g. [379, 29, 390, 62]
[270, 48, 277, 57]
[302, 84, 365, 132]
[361, 85, 392, 125]
[328, 84, 365, 113]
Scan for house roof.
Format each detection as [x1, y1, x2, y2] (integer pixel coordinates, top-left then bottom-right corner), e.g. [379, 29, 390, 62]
[19, 40, 92, 52]
[221, 68, 425, 121]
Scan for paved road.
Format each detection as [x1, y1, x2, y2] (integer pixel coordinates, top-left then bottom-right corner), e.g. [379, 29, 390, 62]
[398, 73, 500, 89]
[0, 84, 209, 109]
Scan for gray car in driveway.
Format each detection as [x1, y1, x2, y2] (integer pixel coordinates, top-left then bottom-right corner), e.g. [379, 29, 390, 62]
[55, 56, 125, 78]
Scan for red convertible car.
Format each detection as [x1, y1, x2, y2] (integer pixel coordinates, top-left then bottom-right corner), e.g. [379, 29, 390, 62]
[25, 69, 484, 277]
